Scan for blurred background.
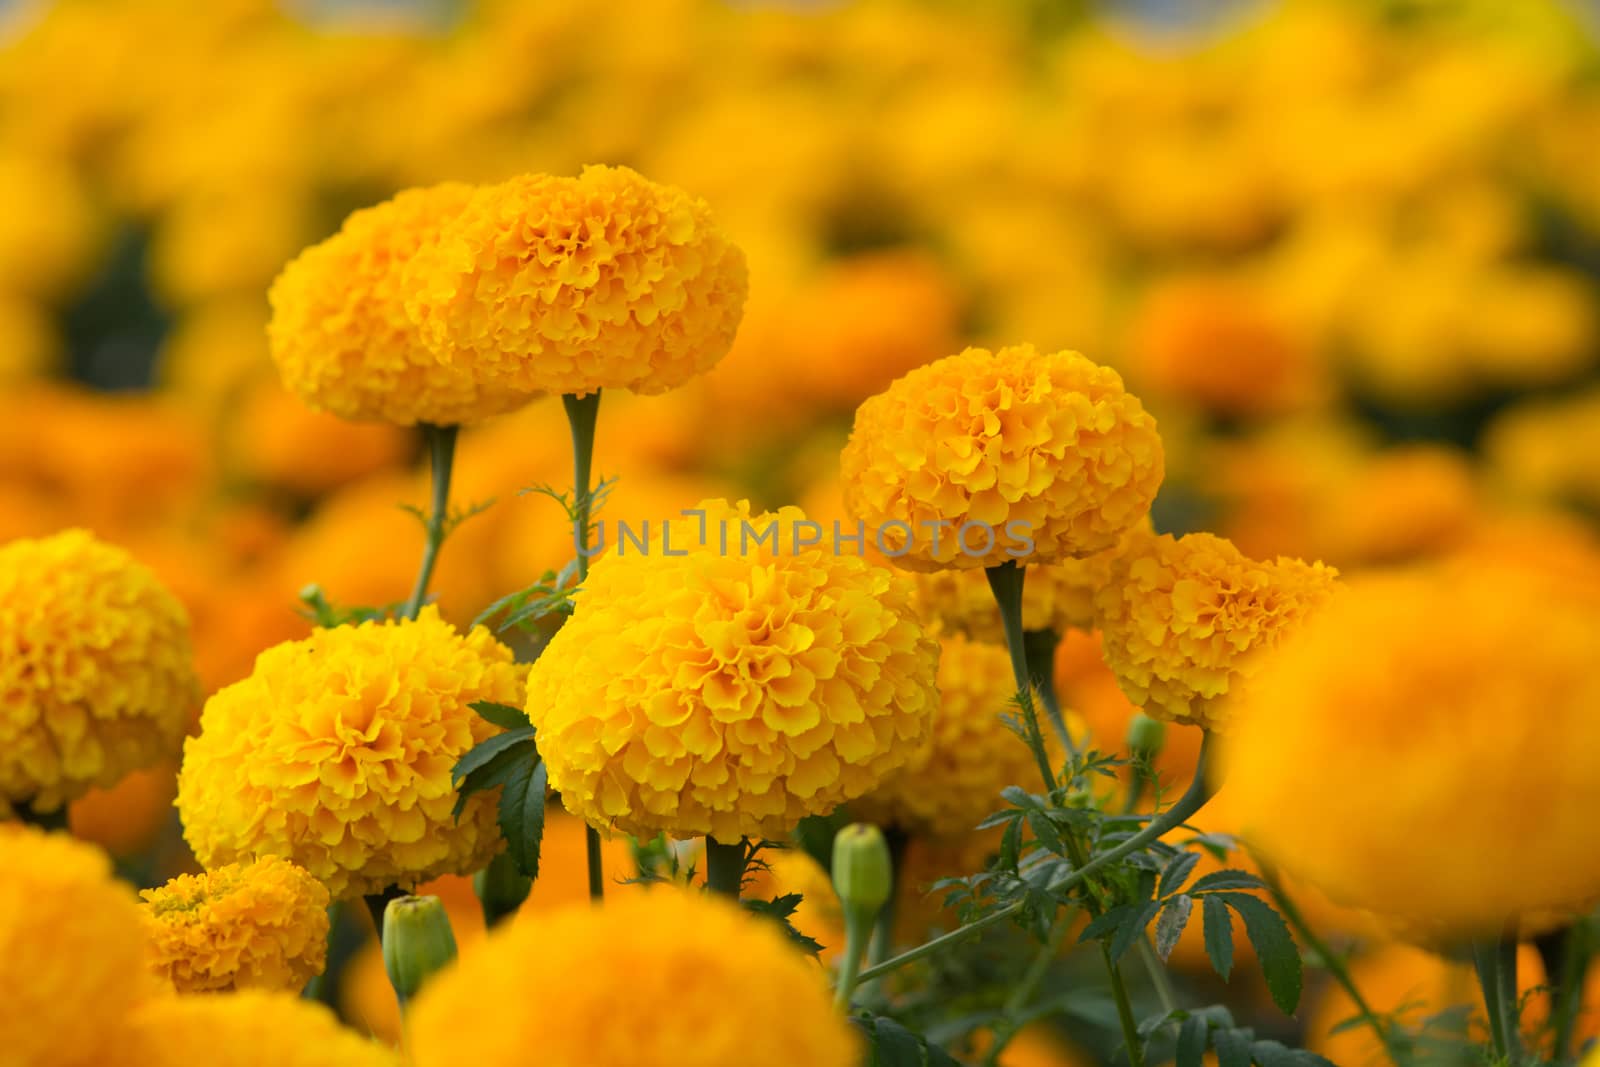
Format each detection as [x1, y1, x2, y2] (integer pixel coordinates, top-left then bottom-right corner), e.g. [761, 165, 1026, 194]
[5, 0, 1600, 1059]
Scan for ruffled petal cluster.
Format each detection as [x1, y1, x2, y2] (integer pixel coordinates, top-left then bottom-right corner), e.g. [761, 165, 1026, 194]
[1094, 529, 1337, 730]
[130, 991, 399, 1067]
[405, 165, 748, 397]
[407, 889, 858, 1067]
[840, 344, 1164, 571]
[1222, 561, 1600, 937]
[141, 855, 330, 994]
[0, 529, 198, 812]
[177, 607, 524, 899]
[525, 499, 939, 841]
[268, 183, 536, 426]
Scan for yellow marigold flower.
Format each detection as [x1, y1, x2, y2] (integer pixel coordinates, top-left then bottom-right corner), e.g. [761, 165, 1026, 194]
[839, 344, 1164, 571]
[0, 529, 198, 812]
[141, 855, 330, 994]
[1222, 563, 1600, 937]
[1094, 529, 1337, 730]
[130, 990, 399, 1067]
[525, 499, 938, 842]
[407, 890, 858, 1067]
[405, 165, 748, 397]
[0, 827, 149, 1067]
[854, 634, 1055, 838]
[177, 607, 524, 899]
[268, 183, 537, 426]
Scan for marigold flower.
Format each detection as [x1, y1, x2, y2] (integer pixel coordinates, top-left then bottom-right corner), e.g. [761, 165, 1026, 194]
[268, 182, 537, 426]
[407, 890, 858, 1067]
[141, 855, 330, 994]
[0, 529, 198, 812]
[1094, 529, 1337, 730]
[1222, 563, 1600, 937]
[177, 606, 524, 899]
[839, 344, 1164, 570]
[0, 827, 149, 1067]
[524, 499, 938, 842]
[130, 991, 399, 1067]
[405, 165, 748, 397]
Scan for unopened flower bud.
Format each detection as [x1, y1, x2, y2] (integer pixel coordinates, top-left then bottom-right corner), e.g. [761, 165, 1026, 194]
[474, 852, 533, 928]
[382, 895, 458, 1007]
[831, 823, 892, 928]
[1127, 713, 1167, 759]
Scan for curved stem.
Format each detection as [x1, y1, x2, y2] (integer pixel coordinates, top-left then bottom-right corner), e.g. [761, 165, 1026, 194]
[985, 563, 1058, 794]
[403, 423, 459, 620]
[1070, 732, 1217, 889]
[1472, 929, 1522, 1064]
[834, 918, 871, 1012]
[1104, 941, 1147, 1067]
[853, 902, 1023, 985]
[561, 391, 605, 901]
[705, 837, 745, 898]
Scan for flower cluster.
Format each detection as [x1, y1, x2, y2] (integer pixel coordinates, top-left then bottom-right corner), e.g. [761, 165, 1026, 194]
[0, 529, 198, 812]
[141, 855, 330, 994]
[177, 607, 524, 899]
[840, 345, 1164, 570]
[1094, 529, 1338, 730]
[524, 499, 939, 842]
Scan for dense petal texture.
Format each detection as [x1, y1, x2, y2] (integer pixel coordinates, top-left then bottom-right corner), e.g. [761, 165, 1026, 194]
[1222, 561, 1600, 937]
[0, 529, 198, 811]
[130, 991, 398, 1067]
[840, 345, 1164, 570]
[1094, 529, 1337, 730]
[407, 889, 858, 1067]
[141, 855, 330, 993]
[525, 499, 939, 841]
[405, 165, 748, 397]
[268, 183, 536, 426]
[177, 607, 524, 899]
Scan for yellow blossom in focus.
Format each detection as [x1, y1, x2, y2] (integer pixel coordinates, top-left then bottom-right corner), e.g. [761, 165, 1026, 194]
[405, 165, 748, 397]
[525, 499, 938, 842]
[130, 990, 399, 1067]
[0, 827, 149, 1067]
[840, 344, 1164, 570]
[141, 855, 330, 994]
[0, 530, 198, 812]
[177, 606, 524, 899]
[1094, 529, 1337, 730]
[407, 889, 858, 1067]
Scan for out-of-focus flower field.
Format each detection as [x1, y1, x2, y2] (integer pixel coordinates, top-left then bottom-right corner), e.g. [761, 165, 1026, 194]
[5, 0, 1600, 1064]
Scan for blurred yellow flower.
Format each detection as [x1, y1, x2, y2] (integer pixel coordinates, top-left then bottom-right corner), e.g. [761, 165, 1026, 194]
[1484, 385, 1600, 514]
[130, 990, 399, 1067]
[69, 762, 178, 858]
[141, 855, 329, 994]
[227, 378, 413, 497]
[177, 606, 524, 899]
[407, 889, 858, 1067]
[0, 529, 198, 812]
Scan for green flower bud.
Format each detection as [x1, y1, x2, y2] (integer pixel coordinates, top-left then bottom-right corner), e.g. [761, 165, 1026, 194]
[1127, 713, 1167, 758]
[382, 895, 458, 1006]
[831, 823, 892, 927]
[474, 852, 533, 928]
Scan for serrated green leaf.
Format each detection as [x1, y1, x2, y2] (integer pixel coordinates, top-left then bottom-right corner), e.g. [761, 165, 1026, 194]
[1189, 869, 1268, 894]
[999, 816, 1023, 871]
[470, 700, 531, 731]
[744, 895, 824, 958]
[450, 743, 530, 820]
[452, 728, 537, 785]
[1175, 1015, 1208, 1067]
[1109, 900, 1162, 964]
[1213, 1028, 1253, 1067]
[1220, 894, 1302, 1016]
[1026, 810, 1065, 855]
[1159, 850, 1202, 898]
[1079, 902, 1144, 945]
[1203, 895, 1235, 980]
[1000, 785, 1041, 810]
[497, 758, 547, 878]
[865, 1016, 929, 1067]
[1137, 1009, 1188, 1039]
[1155, 894, 1194, 962]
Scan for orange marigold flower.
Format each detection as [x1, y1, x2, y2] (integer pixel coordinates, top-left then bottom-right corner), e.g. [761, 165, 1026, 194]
[130, 990, 399, 1067]
[840, 345, 1164, 571]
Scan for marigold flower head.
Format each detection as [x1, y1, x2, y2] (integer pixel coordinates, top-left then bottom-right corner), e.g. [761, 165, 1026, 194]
[407, 889, 858, 1067]
[0, 529, 198, 812]
[130, 991, 399, 1067]
[268, 183, 537, 426]
[524, 499, 938, 842]
[404, 165, 748, 397]
[177, 607, 524, 899]
[1222, 563, 1600, 937]
[840, 344, 1164, 571]
[0, 827, 149, 1067]
[1094, 529, 1337, 730]
[141, 855, 330, 994]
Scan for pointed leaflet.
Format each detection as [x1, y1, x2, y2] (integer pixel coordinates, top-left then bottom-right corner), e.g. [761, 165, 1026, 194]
[1175, 1016, 1208, 1067]
[498, 758, 548, 879]
[1217, 893, 1302, 1016]
[1203, 895, 1235, 980]
[452, 728, 537, 784]
[470, 700, 531, 731]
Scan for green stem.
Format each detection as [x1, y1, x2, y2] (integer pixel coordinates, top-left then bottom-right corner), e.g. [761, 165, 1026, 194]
[13, 797, 69, 832]
[1104, 941, 1147, 1067]
[853, 902, 1024, 985]
[1137, 935, 1178, 1015]
[403, 423, 459, 621]
[562, 390, 605, 901]
[1471, 930, 1522, 1064]
[705, 837, 745, 898]
[1540, 922, 1591, 1062]
[834, 918, 871, 1012]
[1021, 628, 1077, 755]
[984, 562, 1058, 794]
[363, 885, 407, 943]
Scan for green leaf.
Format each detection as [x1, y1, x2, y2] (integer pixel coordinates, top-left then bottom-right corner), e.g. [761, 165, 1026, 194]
[744, 894, 824, 958]
[1212, 1028, 1253, 1067]
[1159, 850, 1202, 898]
[1189, 869, 1267, 894]
[999, 816, 1023, 871]
[1000, 785, 1041, 810]
[850, 1015, 960, 1067]
[1079, 902, 1145, 945]
[1155, 894, 1194, 962]
[470, 701, 531, 731]
[1219, 894, 1302, 1016]
[1109, 900, 1162, 964]
[497, 757, 548, 878]
[1203, 895, 1235, 980]
[450, 743, 532, 820]
[1175, 1015, 1208, 1067]
[1250, 1040, 1335, 1067]
[1026, 810, 1066, 855]
[452, 728, 537, 785]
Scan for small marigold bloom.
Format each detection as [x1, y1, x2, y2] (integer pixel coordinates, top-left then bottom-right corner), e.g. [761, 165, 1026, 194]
[141, 855, 330, 994]
[1094, 529, 1337, 730]
[268, 183, 536, 426]
[854, 634, 1055, 838]
[0, 827, 149, 1067]
[839, 344, 1164, 571]
[405, 165, 748, 397]
[524, 499, 938, 842]
[1222, 563, 1600, 938]
[177, 607, 524, 899]
[0, 529, 198, 812]
[130, 990, 399, 1067]
[407, 890, 858, 1067]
